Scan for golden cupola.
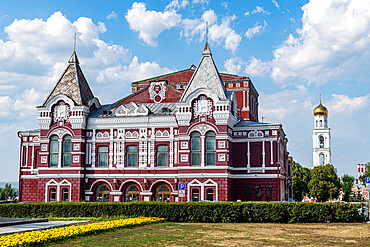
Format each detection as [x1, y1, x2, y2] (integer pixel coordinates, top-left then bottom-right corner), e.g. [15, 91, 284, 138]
[313, 99, 328, 116]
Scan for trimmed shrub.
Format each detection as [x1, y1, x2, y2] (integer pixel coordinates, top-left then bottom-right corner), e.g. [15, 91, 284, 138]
[0, 202, 365, 223]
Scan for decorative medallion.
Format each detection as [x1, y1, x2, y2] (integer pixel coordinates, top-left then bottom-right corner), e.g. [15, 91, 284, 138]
[193, 96, 212, 118]
[53, 101, 70, 123]
[149, 81, 167, 103]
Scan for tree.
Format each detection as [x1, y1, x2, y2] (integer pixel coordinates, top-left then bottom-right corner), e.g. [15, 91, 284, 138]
[341, 174, 354, 202]
[360, 162, 370, 185]
[0, 183, 16, 200]
[308, 164, 341, 202]
[292, 161, 311, 201]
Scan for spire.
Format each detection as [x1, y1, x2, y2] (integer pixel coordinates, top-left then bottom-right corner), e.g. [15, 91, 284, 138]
[203, 42, 211, 56]
[68, 51, 79, 64]
[181, 43, 227, 101]
[42, 51, 94, 106]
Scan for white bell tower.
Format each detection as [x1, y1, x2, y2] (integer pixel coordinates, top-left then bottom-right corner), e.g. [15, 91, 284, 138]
[312, 97, 331, 167]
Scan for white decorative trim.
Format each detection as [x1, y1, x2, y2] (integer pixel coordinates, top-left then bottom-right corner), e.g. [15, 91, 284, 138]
[189, 124, 216, 135]
[115, 102, 149, 116]
[149, 81, 167, 103]
[118, 179, 144, 192]
[218, 153, 225, 161]
[148, 179, 175, 192]
[193, 96, 212, 118]
[248, 130, 264, 138]
[89, 179, 114, 192]
[180, 154, 188, 162]
[41, 156, 47, 163]
[53, 101, 70, 123]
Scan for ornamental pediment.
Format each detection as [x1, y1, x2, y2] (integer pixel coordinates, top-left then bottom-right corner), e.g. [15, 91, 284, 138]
[115, 102, 149, 116]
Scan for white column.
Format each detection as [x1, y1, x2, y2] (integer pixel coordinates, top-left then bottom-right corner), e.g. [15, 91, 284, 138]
[170, 127, 174, 167]
[174, 141, 178, 165]
[25, 145, 28, 167]
[151, 127, 155, 167]
[31, 146, 35, 169]
[109, 128, 113, 167]
[201, 184, 204, 201]
[201, 136, 205, 166]
[58, 139, 62, 168]
[91, 129, 96, 167]
[270, 141, 274, 164]
[262, 141, 265, 172]
[247, 141, 250, 172]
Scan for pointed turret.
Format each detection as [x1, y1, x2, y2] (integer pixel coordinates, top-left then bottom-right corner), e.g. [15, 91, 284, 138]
[42, 52, 94, 106]
[180, 43, 227, 101]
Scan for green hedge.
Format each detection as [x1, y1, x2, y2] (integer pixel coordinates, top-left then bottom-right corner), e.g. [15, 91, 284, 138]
[0, 202, 365, 223]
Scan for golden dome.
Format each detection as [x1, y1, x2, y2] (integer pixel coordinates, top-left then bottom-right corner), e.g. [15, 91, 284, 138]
[314, 99, 328, 116]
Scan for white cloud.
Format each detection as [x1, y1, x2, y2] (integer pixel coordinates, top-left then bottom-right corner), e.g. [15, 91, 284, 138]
[166, 0, 189, 10]
[221, 1, 230, 9]
[107, 11, 118, 19]
[245, 20, 267, 39]
[272, 0, 279, 9]
[245, 57, 270, 77]
[224, 57, 243, 74]
[125, 2, 181, 46]
[192, 0, 209, 4]
[181, 10, 241, 53]
[0, 96, 14, 117]
[327, 94, 369, 114]
[270, 0, 370, 83]
[245, 6, 270, 16]
[97, 56, 171, 84]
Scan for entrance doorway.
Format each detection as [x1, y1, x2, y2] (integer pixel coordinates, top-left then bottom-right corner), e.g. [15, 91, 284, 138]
[155, 185, 171, 202]
[96, 184, 110, 202]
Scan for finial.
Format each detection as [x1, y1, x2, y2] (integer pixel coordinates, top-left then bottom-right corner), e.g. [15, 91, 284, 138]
[206, 21, 208, 43]
[73, 33, 77, 52]
[319, 93, 322, 104]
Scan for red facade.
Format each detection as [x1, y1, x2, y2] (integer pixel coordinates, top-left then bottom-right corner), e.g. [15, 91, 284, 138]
[18, 45, 292, 203]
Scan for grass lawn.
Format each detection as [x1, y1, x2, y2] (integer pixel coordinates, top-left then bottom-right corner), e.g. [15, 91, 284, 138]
[43, 222, 370, 247]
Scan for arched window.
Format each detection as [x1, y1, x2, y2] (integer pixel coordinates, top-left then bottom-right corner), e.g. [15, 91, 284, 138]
[316, 120, 318, 127]
[206, 188, 214, 201]
[62, 135, 71, 167]
[157, 145, 168, 167]
[206, 131, 216, 166]
[319, 153, 325, 166]
[125, 184, 140, 202]
[320, 120, 323, 127]
[96, 184, 110, 202]
[97, 146, 108, 167]
[62, 188, 69, 201]
[319, 136, 324, 148]
[190, 132, 200, 166]
[155, 185, 170, 202]
[127, 145, 138, 167]
[49, 188, 56, 202]
[192, 188, 200, 201]
[49, 135, 59, 167]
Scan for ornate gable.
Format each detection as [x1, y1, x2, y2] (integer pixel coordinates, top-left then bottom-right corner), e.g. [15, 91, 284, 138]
[42, 52, 94, 107]
[181, 43, 227, 101]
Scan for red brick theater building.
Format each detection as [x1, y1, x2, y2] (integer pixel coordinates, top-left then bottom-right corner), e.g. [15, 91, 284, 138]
[18, 44, 292, 203]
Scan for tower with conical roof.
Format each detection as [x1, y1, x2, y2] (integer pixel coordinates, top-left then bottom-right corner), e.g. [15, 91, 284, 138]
[312, 97, 331, 167]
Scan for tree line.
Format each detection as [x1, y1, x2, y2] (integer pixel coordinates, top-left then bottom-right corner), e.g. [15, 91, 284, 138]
[0, 183, 18, 201]
[292, 161, 370, 202]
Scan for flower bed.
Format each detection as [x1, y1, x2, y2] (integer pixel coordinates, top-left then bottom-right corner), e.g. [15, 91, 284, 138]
[0, 217, 164, 247]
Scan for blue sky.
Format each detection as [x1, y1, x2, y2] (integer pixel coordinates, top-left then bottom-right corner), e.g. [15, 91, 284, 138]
[0, 0, 369, 182]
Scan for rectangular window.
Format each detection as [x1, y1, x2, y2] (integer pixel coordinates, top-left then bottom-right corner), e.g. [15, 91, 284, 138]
[97, 146, 108, 167]
[157, 145, 168, 167]
[62, 188, 69, 201]
[49, 155, 58, 167]
[127, 145, 138, 167]
[49, 136, 59, 167]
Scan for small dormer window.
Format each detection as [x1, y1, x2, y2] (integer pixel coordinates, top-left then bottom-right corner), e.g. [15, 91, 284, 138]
[162, 107, 171, 113]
